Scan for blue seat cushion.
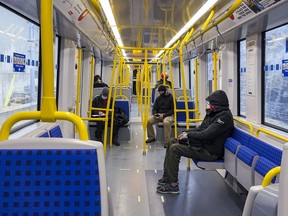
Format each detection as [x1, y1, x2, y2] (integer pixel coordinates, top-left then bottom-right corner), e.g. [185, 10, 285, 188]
[225, 137, 241, 154]
[236, 145, 258, 166]
[254, 156, 278, 183]
[0, 149, 101, 215]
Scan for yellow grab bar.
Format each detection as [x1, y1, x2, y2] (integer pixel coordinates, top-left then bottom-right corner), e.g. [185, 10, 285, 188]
[233, 117, 254, 135]
[255, 128, 288, 142]
[0, 111, 88, 141]
[177, 96, 191, 100]
[262, 166, 281, 187]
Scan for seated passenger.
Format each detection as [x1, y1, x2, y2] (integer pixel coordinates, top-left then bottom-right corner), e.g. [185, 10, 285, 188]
[94, 74, 108, 88]
[155, 72, 172, 89]
[92, 87, 120, 146]
[157, 90, 234, 194]
[146, 85, 174, 147]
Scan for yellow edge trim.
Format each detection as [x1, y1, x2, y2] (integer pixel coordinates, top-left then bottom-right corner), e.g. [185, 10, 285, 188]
[262, 166, 281, 187]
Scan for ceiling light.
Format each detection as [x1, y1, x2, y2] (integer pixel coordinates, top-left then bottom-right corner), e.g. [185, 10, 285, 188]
[155, 0, 219, 58]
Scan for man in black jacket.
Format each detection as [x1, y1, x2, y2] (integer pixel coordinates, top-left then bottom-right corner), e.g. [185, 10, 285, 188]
[93, 75, 108, 88]
[92, 87, 120, 146]
[157, 90, 234, 194]
[146, 85, 174, 147]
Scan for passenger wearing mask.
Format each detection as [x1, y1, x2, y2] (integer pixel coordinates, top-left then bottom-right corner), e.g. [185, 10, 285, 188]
[157, 90, 234, 194]
[93, 75, 108, 88]
[92, 87, 120, 146]
[155, 72, 172, 89]
[146, 85, 174, 148]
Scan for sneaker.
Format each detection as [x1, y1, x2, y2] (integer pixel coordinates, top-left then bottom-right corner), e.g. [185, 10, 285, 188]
[146, 138, 156, 143]
[157, 184, 179, 194]
[158, 178, 168, 186]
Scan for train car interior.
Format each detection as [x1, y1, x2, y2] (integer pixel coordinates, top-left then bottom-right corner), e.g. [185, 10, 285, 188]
[0, 0, 288, 215]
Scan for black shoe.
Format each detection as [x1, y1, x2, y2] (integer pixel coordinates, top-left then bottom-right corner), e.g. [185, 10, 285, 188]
[113, 140, 120, 146]
[146, 138, 156, 143]
[157, 184, 179, 194]
[158, 178, 168, 186]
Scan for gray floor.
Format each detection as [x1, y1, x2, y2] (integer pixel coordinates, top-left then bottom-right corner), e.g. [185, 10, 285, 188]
[104, 97, 245, 216]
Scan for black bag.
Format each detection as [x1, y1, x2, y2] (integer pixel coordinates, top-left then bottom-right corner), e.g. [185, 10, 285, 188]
[114, 107, 129, 127]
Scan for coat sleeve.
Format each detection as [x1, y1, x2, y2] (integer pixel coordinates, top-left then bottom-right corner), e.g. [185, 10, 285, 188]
[152, 98, 159, 115]
[187, 114, 232, 141]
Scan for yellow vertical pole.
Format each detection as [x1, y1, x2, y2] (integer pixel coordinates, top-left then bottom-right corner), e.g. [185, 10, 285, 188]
[75, 48, 82, 117]
[4, 75, 16, 107]
[88, 56, 95, 118]
[162, 52, 168, 86]
[142, 49, 149, 155]
[40, 0, 57, 121]
[212, 51, 218, 91]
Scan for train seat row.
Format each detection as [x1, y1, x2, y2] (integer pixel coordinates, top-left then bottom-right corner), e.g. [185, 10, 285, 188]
[22, 123, 63, 138]
[194, 127, 282, 191]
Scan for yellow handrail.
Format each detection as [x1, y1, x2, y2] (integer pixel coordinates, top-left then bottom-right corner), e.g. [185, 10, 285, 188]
[177, 96, 191, 100]
[212, 51, 218, 91]
[233, 117, 254, 135]
[255, 128, 288, 142]
[88, 56, 95, 118]
[75, 48, 82, 117]
[262, 166, 281, 187]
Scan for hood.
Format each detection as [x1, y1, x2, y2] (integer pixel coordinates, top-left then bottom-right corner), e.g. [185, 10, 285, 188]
[206, 90, 229, 112]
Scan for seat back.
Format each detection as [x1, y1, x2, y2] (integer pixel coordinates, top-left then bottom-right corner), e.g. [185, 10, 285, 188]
[249, 136, 282, 165]
[176, 100, 195, 122]
[0, 138, 108, 216]
[232, 128, 252, 146]
[93, 87, 104, 97]
[115, 99, 130, 121]
[48, 125, 63, 138]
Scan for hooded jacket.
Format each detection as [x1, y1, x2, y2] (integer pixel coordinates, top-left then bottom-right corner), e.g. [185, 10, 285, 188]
[187, 90, 234, 158]
[152, 91, 174, 118]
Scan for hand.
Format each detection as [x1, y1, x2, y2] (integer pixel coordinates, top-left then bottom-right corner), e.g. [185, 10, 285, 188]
[158, 113, 164, 120]
[178, 132, 188, 140]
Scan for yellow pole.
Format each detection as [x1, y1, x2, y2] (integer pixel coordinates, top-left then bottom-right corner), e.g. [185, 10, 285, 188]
[88, 56, 95, 118]
[40, 0, 57, 121]
[75, 48, 82, 117]
[143, 49, 149, 155]
[194, 58, 200, 119]
[262, 166, 281, 187]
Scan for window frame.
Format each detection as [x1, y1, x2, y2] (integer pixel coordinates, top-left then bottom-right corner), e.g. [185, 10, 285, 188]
[262, 23, 288, 133]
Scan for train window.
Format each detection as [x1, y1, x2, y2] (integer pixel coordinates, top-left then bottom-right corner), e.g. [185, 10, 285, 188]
[239, 39, 247, 117]
[0, 5, 40, 130]
[264, 24, 288, 131]
[207, 52, 213, 95]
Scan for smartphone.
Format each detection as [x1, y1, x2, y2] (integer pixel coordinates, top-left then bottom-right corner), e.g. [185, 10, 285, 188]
[154, 113, 160, 117]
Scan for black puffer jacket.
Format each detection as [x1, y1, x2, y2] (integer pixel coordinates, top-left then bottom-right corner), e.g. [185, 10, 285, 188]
[152, 91, 174, 118]
[187, 90, 234, 158]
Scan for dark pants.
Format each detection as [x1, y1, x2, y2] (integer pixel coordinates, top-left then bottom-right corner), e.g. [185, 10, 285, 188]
[95, 121, 119, 142]
[163, 138, 219, 183]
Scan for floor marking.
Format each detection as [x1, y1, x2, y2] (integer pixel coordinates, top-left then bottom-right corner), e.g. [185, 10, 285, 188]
[136, 145, 138, 149]
[138, 196, 141, 202]
[154, 169, 158, 173]
[136, 169, 139, 173]
[120, 168, 131, 171]
[161, 196, 165, 203]
[149, 145, 152, 149]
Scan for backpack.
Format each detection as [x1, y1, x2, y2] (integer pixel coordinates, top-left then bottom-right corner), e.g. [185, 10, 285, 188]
[114, 107, 129, 127]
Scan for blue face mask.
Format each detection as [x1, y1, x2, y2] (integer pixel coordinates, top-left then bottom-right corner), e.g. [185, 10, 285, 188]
[102, 95, 107, 100]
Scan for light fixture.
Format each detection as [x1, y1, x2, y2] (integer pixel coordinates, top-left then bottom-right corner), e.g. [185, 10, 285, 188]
[99, 0, 126, 57]
[155, 0, 219, 58]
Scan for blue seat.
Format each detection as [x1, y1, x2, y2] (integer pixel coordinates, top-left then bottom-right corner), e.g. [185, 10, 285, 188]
[224, 128, 252, 178]
[249, 136, 282, 185]
[175, 100, 195, 127]
[115, 99, 130, 122]
[0, 138, 109, 215]
[38, 131, 50, 138]
[49, 125, 63, 138]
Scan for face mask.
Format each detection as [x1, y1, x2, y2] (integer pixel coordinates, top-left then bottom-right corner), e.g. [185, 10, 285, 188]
[102, 95, 107, 100]
[209, 104, 215, 111]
